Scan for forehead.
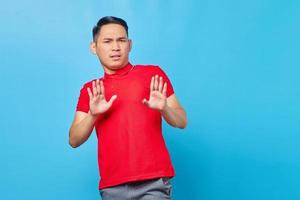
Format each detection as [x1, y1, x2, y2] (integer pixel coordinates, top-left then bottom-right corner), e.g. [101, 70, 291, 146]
[98, 23, 127, 38]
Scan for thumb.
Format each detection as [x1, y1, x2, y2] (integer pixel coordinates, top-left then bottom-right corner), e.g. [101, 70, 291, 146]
[108, 95, 117, 106]
[142, 98, 149, 107]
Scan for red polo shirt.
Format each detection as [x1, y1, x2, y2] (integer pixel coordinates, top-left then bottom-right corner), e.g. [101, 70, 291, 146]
[76, 63, 175, 189]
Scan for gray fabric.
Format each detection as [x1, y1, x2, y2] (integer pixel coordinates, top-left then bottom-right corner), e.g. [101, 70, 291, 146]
[99, 177, 172, 200]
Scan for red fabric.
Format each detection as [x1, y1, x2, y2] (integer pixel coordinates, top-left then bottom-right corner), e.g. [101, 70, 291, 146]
[76, 63, 175, 189]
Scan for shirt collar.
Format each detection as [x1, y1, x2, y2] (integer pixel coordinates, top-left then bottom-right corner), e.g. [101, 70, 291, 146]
[104, 62, 134, 79]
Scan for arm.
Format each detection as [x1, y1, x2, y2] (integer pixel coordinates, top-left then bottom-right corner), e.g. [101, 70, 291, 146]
[69, 111, 98, 148]
[69, 79, 117, 148]
[161, 94, 187, 129]
[143, 75, 187, 129]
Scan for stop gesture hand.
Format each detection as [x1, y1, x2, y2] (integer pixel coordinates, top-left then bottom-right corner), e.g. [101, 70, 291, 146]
[87, 79, 117, 116]
[143, 75, 167, 111]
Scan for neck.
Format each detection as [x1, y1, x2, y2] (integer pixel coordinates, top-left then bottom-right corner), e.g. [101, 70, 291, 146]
[103, 63, 129, 74]
[103, 62, 134, 79]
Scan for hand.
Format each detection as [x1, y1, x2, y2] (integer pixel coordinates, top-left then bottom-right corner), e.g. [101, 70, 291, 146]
[142, 75, 167, 111]
[87, 79, 117, 116]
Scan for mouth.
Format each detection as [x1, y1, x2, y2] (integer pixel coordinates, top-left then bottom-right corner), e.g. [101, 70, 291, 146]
[110, 55, 121, 60]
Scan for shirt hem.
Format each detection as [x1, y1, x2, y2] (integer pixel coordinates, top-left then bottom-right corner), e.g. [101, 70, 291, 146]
[99, 171, 175, 189]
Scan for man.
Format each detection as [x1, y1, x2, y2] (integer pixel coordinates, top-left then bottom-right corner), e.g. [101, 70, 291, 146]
[69, 16, 187, 199]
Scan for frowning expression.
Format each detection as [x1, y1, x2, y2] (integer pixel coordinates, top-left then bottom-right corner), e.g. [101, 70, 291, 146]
[91, 23, 132, 74]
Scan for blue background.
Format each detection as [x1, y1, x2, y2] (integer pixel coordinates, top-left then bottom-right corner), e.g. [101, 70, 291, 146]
[1, 0, 300, 199]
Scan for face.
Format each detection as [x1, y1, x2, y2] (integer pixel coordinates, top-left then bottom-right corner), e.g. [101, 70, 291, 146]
[90, 23, 132, 74]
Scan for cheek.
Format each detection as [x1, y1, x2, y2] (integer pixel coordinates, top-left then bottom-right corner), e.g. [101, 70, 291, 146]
[97, 47, 109, 55]
[122, 45, 131, 53]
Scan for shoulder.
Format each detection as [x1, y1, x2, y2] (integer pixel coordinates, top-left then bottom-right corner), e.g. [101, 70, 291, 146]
[134, 64, 171, 80]
[134, 64, 166, 74]
[81, 77, 104, 90]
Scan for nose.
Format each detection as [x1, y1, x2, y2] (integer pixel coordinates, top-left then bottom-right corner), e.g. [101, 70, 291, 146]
[112, 41, 120, 51]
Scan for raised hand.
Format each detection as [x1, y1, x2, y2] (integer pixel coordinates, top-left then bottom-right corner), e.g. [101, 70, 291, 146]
[142, 75, 167, 111]
[87, 79, 117, 116]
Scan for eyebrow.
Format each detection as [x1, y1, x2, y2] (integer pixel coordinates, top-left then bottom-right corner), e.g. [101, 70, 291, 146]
[102, 37, 128, 40]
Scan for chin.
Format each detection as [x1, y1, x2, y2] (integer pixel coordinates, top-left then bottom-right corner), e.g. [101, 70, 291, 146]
[101, 58, 128, 69]
[111, 61, 128, 68]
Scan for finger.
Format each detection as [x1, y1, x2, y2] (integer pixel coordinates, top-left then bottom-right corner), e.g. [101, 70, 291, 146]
[158, 76, 163, 92]
[154, 75, 159, 90]
[108, 95, 117, 106]
[87, 87, 93, 100]
[100, 80, 105, 95]
[162, 83, 167, 97]
[92, 81, 97, 96]
[96, 79, 101, 94]
[150, 76, 154, 91]
[142, 98, 149, 107]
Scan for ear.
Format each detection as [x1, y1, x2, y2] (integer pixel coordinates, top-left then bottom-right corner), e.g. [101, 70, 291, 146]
[128, 39, 132, 52]
[90, 42, 97, 54]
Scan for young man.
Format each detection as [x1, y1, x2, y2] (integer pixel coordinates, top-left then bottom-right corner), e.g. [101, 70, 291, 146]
[69, 16, 187, 199]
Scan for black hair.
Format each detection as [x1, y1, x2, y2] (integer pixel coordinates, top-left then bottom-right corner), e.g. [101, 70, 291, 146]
[92, 16, 128, 42]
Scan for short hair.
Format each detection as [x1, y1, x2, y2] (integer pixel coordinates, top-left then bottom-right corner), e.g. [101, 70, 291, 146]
[92, 16, 128, 42]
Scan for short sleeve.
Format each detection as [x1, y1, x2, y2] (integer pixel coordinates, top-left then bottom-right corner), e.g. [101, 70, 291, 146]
[156, 66, 174, 97]
[76, 83, 90, 113]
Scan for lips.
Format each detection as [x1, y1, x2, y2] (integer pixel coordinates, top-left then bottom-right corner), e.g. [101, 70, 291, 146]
[110, 55, 121, 61]
[110, 55, 121, 58]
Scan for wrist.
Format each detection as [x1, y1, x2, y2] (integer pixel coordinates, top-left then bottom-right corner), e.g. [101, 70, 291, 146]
[88, 111, 100, 120]
[160, 103, 169, 114]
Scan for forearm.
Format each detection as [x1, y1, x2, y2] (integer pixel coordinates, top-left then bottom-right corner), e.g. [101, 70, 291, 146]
[69, 113, 98, 148]
[161, 105, 187, 129]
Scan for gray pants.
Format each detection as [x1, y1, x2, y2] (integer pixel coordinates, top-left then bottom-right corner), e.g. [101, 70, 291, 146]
[99, 177, 172, 200]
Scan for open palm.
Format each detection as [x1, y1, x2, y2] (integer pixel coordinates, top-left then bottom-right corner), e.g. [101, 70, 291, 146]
[143, 75, 167, 111]
[87, 79, 117, 116]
